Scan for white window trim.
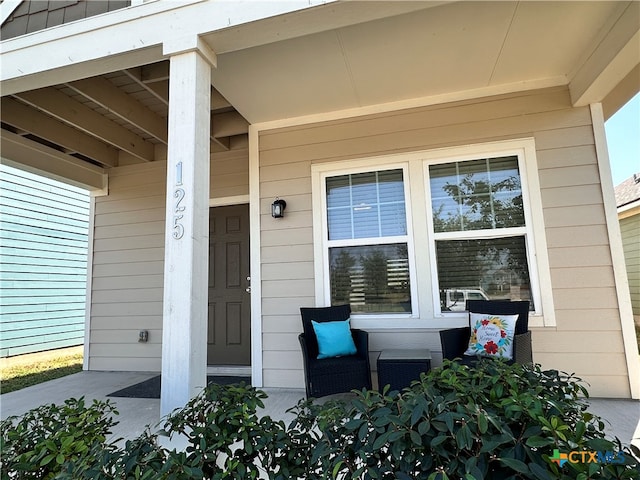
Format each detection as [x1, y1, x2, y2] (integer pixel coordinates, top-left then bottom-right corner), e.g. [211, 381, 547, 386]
[315, 162, 419, 322]
[311, 138, 555, 329]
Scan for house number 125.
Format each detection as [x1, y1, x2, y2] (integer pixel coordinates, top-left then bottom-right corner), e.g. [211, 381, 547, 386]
[173, 162, 185, 240]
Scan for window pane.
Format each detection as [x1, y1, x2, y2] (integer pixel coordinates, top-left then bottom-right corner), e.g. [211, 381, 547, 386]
[380, 203, 407, 237]
[353, 204, 380, 238]
[435, 236, 533, 311]
[377, 170, 405, 203]
[326, 169, 406, 240]
[351, 172, 378, 205]
[327, 207, 352, 240]
[329, 243, 411, 314]
[430, 156, 524, 232]
[326, 176, 351, 208]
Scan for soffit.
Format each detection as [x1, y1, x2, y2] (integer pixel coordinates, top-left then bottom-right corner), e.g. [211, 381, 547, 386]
[208, 1, 629, 123]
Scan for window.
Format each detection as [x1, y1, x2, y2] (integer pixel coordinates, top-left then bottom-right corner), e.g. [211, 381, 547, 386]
[324, 169, 412, 314]
[428, 156, 534, 312]
[312, 138, 552, 326]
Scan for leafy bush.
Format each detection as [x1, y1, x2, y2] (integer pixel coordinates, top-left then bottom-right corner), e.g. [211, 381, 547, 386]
[0, 397, 118, 479]
[1, 361, 638, 479]
[159, 381, 307, 479]
[290, 360, 639, 479]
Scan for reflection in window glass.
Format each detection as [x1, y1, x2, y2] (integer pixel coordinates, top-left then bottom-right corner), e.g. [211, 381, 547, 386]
[330, 244, 411, 314]
[435, 237, 533, 311]
[327, 169, 406, 240]
[430, 157, 524, 232]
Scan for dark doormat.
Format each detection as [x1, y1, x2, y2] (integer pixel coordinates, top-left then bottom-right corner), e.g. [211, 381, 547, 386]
[107, 375, 250, 399]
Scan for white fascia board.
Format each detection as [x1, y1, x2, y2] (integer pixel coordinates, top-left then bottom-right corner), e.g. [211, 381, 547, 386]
[570, 1, 640, 107]
[0, 0, 333, 95]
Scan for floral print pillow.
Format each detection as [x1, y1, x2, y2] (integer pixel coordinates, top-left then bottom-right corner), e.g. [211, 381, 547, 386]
[464, 313, 518, 360]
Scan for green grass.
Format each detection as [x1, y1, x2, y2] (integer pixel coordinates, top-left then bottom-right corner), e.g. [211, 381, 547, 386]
[0, 352, 83, 394]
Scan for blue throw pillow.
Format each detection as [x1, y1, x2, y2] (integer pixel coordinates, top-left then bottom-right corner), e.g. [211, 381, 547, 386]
[311, 319, 357, 359]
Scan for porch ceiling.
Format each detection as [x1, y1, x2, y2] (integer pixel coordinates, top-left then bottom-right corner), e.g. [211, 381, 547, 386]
[0, 0, 637, 189]
[207, 0, 639, 123]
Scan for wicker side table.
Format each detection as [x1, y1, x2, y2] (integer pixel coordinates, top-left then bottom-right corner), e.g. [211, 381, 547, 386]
[377, 349, 431, 392]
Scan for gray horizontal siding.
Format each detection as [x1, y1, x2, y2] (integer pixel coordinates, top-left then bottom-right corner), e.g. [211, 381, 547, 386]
[87, 149, 249, 372]
[0, 164, 89, 357]
[257, 86, 631, 396]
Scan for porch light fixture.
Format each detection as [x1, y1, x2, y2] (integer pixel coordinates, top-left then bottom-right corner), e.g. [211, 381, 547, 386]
[271, 198, 287, 218]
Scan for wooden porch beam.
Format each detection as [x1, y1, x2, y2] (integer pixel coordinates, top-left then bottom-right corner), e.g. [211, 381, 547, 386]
[1, 97, 119, 168]
[132, 63, 232, 114]
[1, 129, 108, 192]
[212, 111, 249, 138]
[123, 68, 170, 105]
[212, 137, 230, 151]
[15, 87, 155, 162]
[211, 87, 232, 111]
[66, 76, 168, 143]
[141, 62, 170, 83]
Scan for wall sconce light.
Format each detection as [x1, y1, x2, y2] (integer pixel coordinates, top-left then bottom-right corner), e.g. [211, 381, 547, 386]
[271, 198, 287, 218]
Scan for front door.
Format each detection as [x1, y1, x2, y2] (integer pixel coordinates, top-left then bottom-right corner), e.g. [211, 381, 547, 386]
[207, 204, 251, 365]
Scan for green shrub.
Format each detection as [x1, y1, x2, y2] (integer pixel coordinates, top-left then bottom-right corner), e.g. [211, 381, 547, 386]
[290, 360, 639, 479]
[0, 397, 118, 479]
[55, 428, 177, 480]
[159, 381, 307, 479]
[1, 362, 638, 479]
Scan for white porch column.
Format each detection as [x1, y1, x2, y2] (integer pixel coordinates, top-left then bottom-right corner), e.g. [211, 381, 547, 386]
[160, 37, 216, 416]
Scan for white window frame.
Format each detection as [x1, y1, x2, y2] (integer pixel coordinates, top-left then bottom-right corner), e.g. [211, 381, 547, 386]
[313, 160, 419, 323]
[424, 152, 535, 314]
[311, 138, 555, 329]
[422, 139, 553, 325]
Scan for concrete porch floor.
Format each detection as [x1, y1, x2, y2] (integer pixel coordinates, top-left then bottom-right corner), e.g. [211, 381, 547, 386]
[1, 371, 639, 451]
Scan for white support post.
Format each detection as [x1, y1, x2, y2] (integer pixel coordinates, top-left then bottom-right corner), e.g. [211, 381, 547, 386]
[590, 103, 640, 400]
[160, 38, 214, 416]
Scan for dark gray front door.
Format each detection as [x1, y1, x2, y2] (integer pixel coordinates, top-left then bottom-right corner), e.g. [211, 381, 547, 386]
[207, 205, 251, 365]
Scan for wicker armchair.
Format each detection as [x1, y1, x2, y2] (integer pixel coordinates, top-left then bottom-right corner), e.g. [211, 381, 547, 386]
[299, 305, 372, 398]
[439, 300, 532, 365]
